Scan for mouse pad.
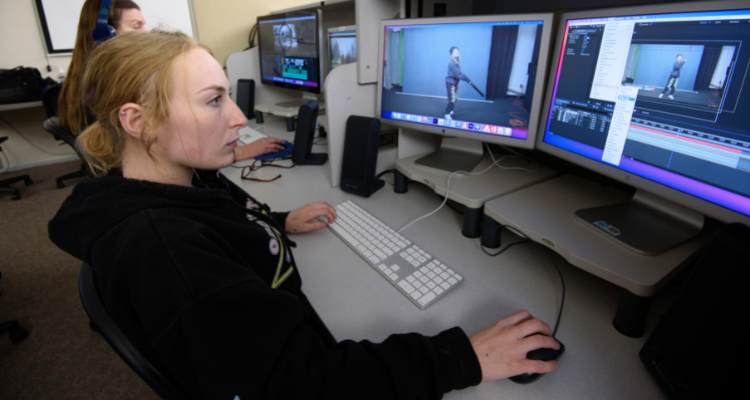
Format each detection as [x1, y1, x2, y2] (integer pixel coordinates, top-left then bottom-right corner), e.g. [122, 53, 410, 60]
[254, 141, 293, 160]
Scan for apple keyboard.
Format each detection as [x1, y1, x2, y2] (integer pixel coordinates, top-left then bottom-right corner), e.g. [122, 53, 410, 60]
[325, 200, 463, 309]
[238, 126, 267, 146]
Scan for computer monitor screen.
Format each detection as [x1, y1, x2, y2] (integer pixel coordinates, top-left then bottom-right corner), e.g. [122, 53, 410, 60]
[538, 2, 750, 223]
[328, 27, 357, 72]
[376, 14, 554, 150]
[257, 11, 322, 93]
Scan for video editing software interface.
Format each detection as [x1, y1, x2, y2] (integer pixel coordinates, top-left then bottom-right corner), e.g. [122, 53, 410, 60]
[544, 9, 750, 217]
[380, 19, 546, 141]
[259, 13, 320, 89]
[329, 30, 357, 71]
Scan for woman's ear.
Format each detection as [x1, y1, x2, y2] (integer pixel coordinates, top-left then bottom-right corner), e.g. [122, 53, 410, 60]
[119, 103, 147, 140]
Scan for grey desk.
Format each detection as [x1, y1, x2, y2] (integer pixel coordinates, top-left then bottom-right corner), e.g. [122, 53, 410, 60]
[221, 116, 670, 400]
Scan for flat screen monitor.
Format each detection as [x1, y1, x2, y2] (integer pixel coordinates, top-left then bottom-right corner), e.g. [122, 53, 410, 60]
[537, 0, 750, 254]
[257, 10, 323, 94]
[328, 26, 357, 72]
[376, 14, 554, 153]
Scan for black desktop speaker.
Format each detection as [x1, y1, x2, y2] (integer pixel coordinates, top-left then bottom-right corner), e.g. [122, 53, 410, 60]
[236, 79, 255, 119]
[340, 116, 384, 198]
[292, 101, 328, 165]
[639, 222, 750, 400]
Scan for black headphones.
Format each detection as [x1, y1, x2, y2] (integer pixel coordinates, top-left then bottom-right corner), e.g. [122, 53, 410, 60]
[92, 0, 117, 44]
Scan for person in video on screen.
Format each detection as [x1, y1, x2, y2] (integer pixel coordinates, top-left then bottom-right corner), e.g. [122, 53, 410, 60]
[659, 54, 687, 100]
[58, 0, 147, 136]
[445, 46, 473, 121]
[48, 30, 559, 399]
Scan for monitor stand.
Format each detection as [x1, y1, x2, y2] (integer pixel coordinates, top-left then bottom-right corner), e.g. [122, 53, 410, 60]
[481, 175, 714, 338]
[575, 189, 704, 256]
[394, 137, 557, 238]
[255, 92, 325, 131]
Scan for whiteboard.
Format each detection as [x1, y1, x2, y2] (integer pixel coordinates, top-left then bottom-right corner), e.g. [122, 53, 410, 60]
[35, 0, 197, 54]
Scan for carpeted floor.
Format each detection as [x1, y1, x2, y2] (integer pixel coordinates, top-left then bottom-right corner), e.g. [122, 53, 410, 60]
[0, 161, 158, 399]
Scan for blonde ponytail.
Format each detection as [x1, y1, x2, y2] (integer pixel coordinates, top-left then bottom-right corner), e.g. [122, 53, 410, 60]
[76, 120, 123, 176]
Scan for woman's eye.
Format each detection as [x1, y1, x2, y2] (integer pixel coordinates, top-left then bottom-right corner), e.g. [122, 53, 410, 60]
[209, 96, 221, 106]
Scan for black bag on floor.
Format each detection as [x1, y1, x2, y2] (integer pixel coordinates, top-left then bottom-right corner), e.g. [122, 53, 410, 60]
[0, 66, 48, 105]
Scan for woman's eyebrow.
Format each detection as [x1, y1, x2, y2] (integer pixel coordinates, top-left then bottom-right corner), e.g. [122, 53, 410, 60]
[197, 85, 226, 94]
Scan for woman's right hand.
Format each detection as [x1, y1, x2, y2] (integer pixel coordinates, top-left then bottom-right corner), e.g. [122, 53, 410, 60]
[234, 137, 287, 162]
[469, 310, 560, 382]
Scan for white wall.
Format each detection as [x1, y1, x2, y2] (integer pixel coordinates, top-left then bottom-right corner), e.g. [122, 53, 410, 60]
[507, 24, 537, 95]
[0, 0, 71, 80]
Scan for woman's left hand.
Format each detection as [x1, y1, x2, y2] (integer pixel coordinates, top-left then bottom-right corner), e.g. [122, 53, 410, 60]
[286, 202, 337, 234]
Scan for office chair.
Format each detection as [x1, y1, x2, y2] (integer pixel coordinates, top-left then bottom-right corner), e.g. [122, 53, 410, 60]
[41, 85, 90, 188]
[78, 262, 191, 400]
[0, 271, 29, 343]
[0, 137, 33, 200]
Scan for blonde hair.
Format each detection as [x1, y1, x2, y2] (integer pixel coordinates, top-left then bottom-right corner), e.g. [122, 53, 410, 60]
[76, 30, 210, 176]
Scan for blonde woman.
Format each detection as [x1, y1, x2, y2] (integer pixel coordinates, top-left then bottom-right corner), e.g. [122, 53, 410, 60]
[49, 31, 558, 399]
[445, 46, 472, 121]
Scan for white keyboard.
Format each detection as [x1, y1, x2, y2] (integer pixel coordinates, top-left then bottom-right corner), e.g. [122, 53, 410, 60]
[238, 126, 267, 146]
[326, 200, 463, 310]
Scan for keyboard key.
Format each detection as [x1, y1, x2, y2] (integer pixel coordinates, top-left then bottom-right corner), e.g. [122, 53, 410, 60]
[427, 272, 436, 279]
[413, 280, 423, 288]
[420, 267, 429, 274]
[414, 271, 423, 278]
[390, 265, 400, 272]
[440, 272, 450, 280]
[418, 256, 427, 263]
[384, 268, 392, 275]
[419, 286, 429, 294]
[368, 256, 380, 264]
[378, 264, 387, 271]
[410, 291, 422, 300]
[398, 280, 415, 294]
[406, 275, 415, 283]
[447, 277, 457, 285]
[434, 277, 443, 284]
[440, 282, 451, 290]
[419, 276, 429, 283]
[434, 286, 444, 295]
[373, 249, 387, 259]
[426, 281, 436, 289]
[389, 273, 398, 281]
[410, 260, 420, 267]
[418, 291, 436, 306]
[454, 274, 462, 281]
[363, 250, 373, 258]
[330, 223, 360, 246]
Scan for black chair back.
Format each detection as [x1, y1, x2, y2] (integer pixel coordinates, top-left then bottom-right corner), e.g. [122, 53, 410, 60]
[43, 117, 77, 149]
[42, 84, 62, 119]
[78, 262, 191, 400]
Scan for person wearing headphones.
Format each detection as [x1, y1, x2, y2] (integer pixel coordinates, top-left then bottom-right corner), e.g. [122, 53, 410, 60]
[58, 0, 146, 136]
[49, 30, 560, 399]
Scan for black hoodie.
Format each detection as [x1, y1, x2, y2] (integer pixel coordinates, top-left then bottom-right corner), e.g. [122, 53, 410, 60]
[48, 170, 482, 399]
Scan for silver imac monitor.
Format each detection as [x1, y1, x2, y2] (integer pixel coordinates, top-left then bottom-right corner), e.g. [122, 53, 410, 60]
[257, 10, 324, 94]
[537, 0, 750, 255]
[376, 13, 554, 171]
[328, 25, 357, 72]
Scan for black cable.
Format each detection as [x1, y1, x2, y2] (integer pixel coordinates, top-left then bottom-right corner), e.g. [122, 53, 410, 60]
[480, 238, 531, 257]
[247, 23, 259, 48]
[482, 223, 566, 338]
[376, 169, 396, 179]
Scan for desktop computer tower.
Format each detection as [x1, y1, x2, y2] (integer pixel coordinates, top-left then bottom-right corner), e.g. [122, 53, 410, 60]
[639, 223, 750, 400]
[236, 79, 255, 119]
